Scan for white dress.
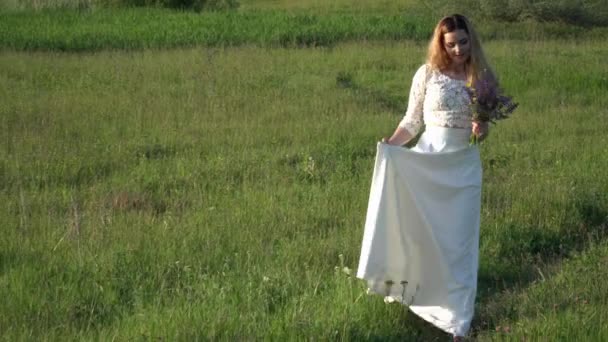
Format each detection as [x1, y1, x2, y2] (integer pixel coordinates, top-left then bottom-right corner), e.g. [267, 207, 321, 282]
[357, 64, 482, 336]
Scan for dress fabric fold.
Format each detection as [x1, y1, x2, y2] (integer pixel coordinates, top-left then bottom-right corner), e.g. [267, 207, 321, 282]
[357, 126, 482, 336]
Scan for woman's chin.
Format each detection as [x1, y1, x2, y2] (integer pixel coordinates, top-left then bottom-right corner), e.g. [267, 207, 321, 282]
[450, 56, 468, 67]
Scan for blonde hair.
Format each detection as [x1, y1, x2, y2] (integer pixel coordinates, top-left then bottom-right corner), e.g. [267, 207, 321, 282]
[427, 14, 496, 85]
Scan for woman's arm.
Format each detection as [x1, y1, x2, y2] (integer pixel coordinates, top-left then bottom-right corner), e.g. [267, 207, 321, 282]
[386, 65, 428, 146]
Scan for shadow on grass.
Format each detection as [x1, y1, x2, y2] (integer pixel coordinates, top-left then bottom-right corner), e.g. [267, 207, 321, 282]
[471, 191, 608, 335]
[338, 310, 451, 341]
[335, 71, 404, 113]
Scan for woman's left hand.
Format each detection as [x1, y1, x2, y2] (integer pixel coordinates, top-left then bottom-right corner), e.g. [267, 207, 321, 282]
[472, 121, 489, 142]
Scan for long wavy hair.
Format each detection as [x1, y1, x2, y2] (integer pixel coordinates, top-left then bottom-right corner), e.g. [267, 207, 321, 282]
[427, 14, 496, 85]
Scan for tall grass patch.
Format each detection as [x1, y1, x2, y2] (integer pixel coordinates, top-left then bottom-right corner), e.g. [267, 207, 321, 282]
[2, 8, 608, 52]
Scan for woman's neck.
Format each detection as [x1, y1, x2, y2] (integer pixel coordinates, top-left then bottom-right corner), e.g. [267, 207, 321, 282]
[446, 62, 466, 74]
[441, 63, 468, 81]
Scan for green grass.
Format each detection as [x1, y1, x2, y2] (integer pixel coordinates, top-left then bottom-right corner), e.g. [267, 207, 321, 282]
[0, 9, 433, 50]
[1, 38, 608, 339]
[1, 8, 608, 51]
[1, 0, 607, 340]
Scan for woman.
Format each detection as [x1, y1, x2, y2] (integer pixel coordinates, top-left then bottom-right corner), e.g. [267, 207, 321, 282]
[356, 15, 493, 340]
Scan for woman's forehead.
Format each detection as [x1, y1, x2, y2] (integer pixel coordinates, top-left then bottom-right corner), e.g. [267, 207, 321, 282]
[444, 30, 469, 42]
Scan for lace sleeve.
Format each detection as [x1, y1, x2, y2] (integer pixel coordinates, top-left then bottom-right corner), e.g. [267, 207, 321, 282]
[398, 64, 428, 136]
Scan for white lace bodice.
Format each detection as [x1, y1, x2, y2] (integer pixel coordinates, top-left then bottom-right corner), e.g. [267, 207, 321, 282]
[398, 64, 473, 136]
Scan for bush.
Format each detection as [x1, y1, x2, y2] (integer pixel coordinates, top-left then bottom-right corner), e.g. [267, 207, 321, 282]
[106, 0, 239, 11]
[0, 0, 96, 11]
[0, 0, 239, 11]
[425, 0, 607, 27]
[477, 0, 608, 26]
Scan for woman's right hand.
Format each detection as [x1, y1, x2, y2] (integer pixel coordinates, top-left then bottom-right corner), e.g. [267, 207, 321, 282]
[383, 126, 413, 146]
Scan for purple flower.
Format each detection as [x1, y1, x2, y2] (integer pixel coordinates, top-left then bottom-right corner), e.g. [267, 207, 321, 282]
[466, 77, 518, 124]
[465, 76, 518, 144]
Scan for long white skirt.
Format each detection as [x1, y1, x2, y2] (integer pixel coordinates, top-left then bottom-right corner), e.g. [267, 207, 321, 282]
[357, 126, 482, 336]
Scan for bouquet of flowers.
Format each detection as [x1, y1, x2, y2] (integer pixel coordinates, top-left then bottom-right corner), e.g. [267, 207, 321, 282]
[465, 77, 518, 144]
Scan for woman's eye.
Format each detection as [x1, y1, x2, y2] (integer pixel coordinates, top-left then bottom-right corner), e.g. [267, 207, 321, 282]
[447, 43, 455, 48]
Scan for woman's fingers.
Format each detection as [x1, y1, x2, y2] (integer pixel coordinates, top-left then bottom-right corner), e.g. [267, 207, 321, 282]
[472, 121, 488, 136]
[472, 122, 479, 135]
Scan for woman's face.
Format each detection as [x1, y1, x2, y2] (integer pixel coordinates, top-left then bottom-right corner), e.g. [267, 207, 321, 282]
[443, 29, 470, 66]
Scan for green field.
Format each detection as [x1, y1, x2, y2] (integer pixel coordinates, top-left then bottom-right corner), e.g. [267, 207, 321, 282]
[1, 1, 608, 340]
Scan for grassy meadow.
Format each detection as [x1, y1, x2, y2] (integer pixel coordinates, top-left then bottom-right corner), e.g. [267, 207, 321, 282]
[1, 1, 608, 340]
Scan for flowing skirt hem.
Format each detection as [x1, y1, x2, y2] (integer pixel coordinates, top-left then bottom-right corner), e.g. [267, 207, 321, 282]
[358, 277, 471, 336]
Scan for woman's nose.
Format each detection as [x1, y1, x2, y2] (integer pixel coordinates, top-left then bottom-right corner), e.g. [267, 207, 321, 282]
[454, 45, 461, 54]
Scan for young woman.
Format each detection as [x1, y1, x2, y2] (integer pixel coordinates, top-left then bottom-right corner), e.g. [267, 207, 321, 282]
[357, 15, 495, 340]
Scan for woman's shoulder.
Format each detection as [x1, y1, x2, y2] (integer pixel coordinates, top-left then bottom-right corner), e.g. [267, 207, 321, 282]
[417, 63, 440, 71]
[412, 64, 435, 82]
[415, 64, 430, 74]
